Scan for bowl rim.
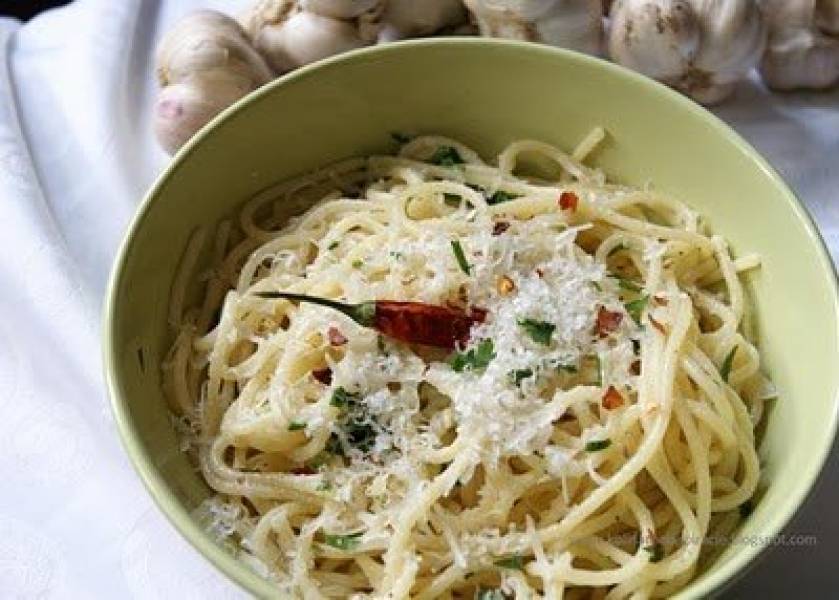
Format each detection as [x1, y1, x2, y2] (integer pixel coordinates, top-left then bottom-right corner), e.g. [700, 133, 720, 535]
[103, 37, 839, 599]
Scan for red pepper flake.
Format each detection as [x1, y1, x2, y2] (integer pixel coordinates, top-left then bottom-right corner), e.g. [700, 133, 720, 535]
[312, 367, 333, 385]
[493, 221, 510, 236]
[649, 316, 667, 335]
[291, 466, 315, 475]
[630, 359, 641, 375]
[535, 268, 545, 278]
[559, 191, 579, 211]
[602, 385, 625, 410]
[596, 306, 623, 337]
[653, 294, 668, 306]
[327, 326, 347, 346]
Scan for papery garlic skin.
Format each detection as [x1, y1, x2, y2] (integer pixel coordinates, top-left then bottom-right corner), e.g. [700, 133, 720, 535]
[760, 0, 839, 90]
[608, 0, 767, 104]
[465, 0, 603, 55]
[374, 0, 467, 41]
[155, 10, 274, 154]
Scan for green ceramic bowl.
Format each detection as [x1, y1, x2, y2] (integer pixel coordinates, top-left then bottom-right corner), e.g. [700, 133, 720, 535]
[104, 39, 839, 598]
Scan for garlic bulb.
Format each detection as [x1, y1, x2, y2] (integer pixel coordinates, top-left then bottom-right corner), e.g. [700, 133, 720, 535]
[155, 10, 274, 154]
[608, 0, 768, 104]
[372, 0, 468, 42]
[241, 0, 368, 72]
[760, 0, 839, 90]
[464, 0, 603, 55]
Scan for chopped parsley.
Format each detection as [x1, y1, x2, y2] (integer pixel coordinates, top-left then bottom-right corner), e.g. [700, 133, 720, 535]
[443, 193, 462, 207]
[720, 346, 738, 383]
[739, 499, 754, 519]
[316, 479, 332, 491]
[327, 241, 339, 250]
[323, 531, 363, 551]
[389, 250, 403, 260]
[494, 554, 525, 570]
[429, 145, 465, 167]
[624, 295, 649, 325]
[556, 362, 578, 374]
[644, 541, 664, 562]
[351, 259, 364, 268]
[330, 387, 356, 408]
[508, 368, 534, 386]
[518, 318, 555, 346]
[390, 131, 412, 144]
[487, 190, 517, 205]
[451, 239, 471, 274]
[450, 339, 495, 372]
[617, 277, 642, 293]
[592, 281, 603, 292]
[584, 439, 611, 452]
[288, 420, 307, 431]
[476, 590, 509, 600]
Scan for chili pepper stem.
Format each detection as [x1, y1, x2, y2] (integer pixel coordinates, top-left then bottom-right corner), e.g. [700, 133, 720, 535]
[254, 291, 376, 326]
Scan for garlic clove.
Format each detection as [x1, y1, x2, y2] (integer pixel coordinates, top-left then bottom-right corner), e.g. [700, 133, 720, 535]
[156, 10, 273, 87]
[760, 27, 839, 90]
[250, 10, 366, 72]
[816, 0, 839, 35]
[608, 0, 700, 81]
[300, 0, 381, 20]
[154, 71, 253, 155]
[466, 0, 603, 55]
[378, 0, 467, 39]
[688, 0, 767, 87]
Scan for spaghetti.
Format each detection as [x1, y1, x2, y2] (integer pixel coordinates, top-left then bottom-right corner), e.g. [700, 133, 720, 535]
[164, 130, 773, 599]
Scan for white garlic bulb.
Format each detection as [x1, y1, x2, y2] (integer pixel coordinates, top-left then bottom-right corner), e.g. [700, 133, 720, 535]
[155, 10, 274, 154]
[241, 0, 368, 72]
[373, 0, 468, 42]
[608, 0, 768, 104]
[464, 0, 603, 55]
[760, 0, 839, 90]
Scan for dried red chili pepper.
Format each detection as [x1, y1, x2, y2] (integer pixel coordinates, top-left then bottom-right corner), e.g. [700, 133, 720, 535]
[602, 385, 625, 410]
[255, 292, 486, 349]
[559, 191, 579, 211]
[327, 327, 347, 346]
[596, 306, 623, 337]
[312, 367, 333, 385]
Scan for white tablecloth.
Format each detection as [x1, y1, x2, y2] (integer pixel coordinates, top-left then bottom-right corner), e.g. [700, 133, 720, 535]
[1, 1, 837, 597]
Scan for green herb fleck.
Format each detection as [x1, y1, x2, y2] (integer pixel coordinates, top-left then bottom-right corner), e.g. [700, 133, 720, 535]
[327, 241, 339, 250]
[323, 531, 363, 551]
[739, 499, 754, 519]
[494, 554, 525, 570]
[585, 439, 611, 452]
[518, 318, 555, 346]
[430, 146, 465, 167]
[443, 193, 462, 207]
[450, 339, 495, 373]
[390, 131, 412, 144]
[720, 346, 738, 383]
[316, 479, 332, 491]
[592, 281, 602, 292]
[288, 420, 307, 431]
[351, 259, 363, 269]
[508, 368, 534, 386]
[451, 239, 471, 275]
[389, 250, 403, 259]
[476, 590, 508, 600]
[608, 244, 627, 257]
[487, 190, 517, 205]
[624, 295, 649, 325]
[330, 386, 356, 408]
[617, 277, 642, 293]
[557, 363, 578, 374]
[644, 541, 664, 562]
